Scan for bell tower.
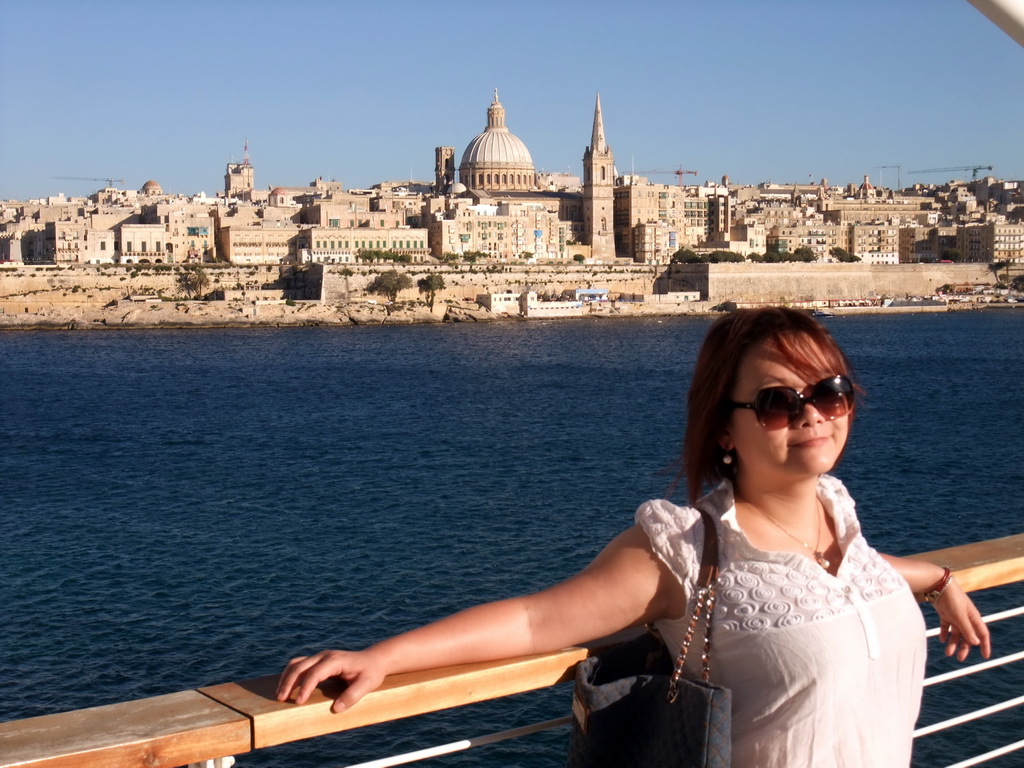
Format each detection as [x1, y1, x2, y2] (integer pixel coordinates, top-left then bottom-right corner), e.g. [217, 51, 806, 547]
[224, 139, 255, 200]
[583, 94, 615, 260]
[434, 146, 455, 194]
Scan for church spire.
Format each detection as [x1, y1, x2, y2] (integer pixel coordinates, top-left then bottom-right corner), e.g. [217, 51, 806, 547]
[591, 93, 606, 152]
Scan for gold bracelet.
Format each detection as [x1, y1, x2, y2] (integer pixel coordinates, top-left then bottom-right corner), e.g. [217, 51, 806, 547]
[922, 566, 953, 604]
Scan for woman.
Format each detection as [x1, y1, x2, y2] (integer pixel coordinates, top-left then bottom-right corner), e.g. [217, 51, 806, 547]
[278, 307, 990, 766]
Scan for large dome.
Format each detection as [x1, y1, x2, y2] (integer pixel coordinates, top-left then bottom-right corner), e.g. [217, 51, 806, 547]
[461, 124, 533, 167]
[459, 90, 536, 192]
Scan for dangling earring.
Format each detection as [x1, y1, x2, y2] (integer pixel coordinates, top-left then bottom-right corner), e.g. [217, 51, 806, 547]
[722, 452, 733, 465]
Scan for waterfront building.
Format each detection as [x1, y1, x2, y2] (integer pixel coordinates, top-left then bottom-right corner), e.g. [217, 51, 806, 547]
[959, 221, 1024, 263]
[765, 223, 847, 261]
[848, 222, 900, 265]
[302, 225, 430, 264]
[476, 291, 521, 314]
[821, 195, 936, 228]
[628, 220, 684, 264]
[898, 225, 959, 263]
[119, 223, 169, 263]
[612, 179, 734, 262]
[613, 180, 686, 262]
[520, 291, 585, 317]
[0, 232, 23, 263]
[218, 222, 304, 265]
[144, 202, 219, 263]
[39, 220, 116, 264]
[371, 186, 426, 228]
[701, 220, 768, 257]
[428, 198, 573, 262]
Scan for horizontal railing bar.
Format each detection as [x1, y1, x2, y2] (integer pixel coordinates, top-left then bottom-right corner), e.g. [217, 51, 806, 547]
[924, 649, 1024, 686]
[1, 533, 1021, 768]
[942, 737, 1024, 768]
[913, 694, 1024, 737]
[910, 533, 1024, 593]
[924, 605, 1024, 638]
[340, 716, 572, 768]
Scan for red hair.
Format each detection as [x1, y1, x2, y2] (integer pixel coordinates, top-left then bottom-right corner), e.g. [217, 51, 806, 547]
[682, 308, 855, 502]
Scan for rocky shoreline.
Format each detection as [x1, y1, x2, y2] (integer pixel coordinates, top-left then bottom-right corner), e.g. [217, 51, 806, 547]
[0, 298, 512, 331]
[1, 297, 1015, 332]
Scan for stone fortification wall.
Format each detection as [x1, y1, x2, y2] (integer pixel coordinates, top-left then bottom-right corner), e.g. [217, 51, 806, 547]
[667, 263, 995, 304]
[0, 261, 999, 316]
[317, 263, 663, 305]
[0, 263, 313, 312]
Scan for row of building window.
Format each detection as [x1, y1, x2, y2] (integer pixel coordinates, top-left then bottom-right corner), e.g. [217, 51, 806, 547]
[313, 240, 425, 250]
[124, 242, 166, 253]
[475, 173, 532, 187]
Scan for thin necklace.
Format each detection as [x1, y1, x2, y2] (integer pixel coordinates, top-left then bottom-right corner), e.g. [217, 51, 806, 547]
[746, 500, 831, 570]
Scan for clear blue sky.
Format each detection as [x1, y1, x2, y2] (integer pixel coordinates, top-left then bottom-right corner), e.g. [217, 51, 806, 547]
[1, 0, 1020, 200]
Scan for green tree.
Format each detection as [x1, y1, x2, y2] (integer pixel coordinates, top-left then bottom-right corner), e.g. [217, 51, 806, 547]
[178, 266, 210, 298]
[1011, 275, 1024, 292]
[942, 248, 964, 262]
[791, 246, 817, 262]
[707, 250, 745, 263]
[989, 260, 1011, 282]
[357, 249, 412, 264]
[573, 254, 586, 263]
[367, 269, 413, 302]
[417, 273, 446, 310]
[829, 246, 859, 263]
[670, 247, 700, 263]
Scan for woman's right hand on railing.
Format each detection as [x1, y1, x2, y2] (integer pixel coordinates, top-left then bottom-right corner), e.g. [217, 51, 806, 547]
[277, 649, 387, 713]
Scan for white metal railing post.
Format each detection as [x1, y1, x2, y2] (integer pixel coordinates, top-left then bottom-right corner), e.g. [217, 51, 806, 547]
[187, 758, 235, 768]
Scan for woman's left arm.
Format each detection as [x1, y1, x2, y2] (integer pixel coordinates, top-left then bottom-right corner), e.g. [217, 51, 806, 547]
[882, 555, 991, 661]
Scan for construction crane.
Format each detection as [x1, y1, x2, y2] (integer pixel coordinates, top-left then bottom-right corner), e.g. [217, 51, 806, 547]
[634, 167, 698, 186]
[53, 176, 125, 187]
[875, 165, 902, 189]
[909, 165, 993, 180]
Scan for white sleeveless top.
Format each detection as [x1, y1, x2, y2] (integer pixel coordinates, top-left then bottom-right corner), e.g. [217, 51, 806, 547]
[636, 475, 926, 768]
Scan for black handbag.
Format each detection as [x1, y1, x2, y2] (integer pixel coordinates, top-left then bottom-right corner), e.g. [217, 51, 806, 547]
[566, 510, 731, 767]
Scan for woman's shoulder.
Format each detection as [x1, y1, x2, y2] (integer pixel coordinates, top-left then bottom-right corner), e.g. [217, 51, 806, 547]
[635, 485, 730, 586]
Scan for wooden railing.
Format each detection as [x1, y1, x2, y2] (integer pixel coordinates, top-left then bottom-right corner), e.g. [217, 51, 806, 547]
[3, 533, 1023, 768]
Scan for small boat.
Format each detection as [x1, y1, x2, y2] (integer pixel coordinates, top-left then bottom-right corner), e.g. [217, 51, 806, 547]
[811, 309, 835, 318]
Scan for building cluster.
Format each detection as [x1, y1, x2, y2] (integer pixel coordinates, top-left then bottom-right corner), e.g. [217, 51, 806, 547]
[2, 92, 1023, 268]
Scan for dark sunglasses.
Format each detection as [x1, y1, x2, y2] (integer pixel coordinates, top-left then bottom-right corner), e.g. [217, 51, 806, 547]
[727, 374, 854, 429]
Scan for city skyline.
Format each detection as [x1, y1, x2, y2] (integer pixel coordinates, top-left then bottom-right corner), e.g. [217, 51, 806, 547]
[1, 0, 1021, 201]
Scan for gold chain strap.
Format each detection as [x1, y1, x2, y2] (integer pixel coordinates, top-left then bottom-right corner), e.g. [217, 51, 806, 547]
[666, 510, 719, 703]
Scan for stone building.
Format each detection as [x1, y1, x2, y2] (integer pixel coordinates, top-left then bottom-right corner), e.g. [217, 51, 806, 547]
[120, 223, 168, 263]
[218, 222, 305, 265]
[302, 225, 430, 264]
[959, 221, 1024, 262]
[848, 223, 899, 265]
[898, 225, 958, 263]
[428, 198, 572, 261]
[765, 223, 847, 261]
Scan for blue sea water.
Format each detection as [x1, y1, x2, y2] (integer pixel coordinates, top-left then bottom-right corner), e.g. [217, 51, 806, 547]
[1, 312, 1022, 767]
